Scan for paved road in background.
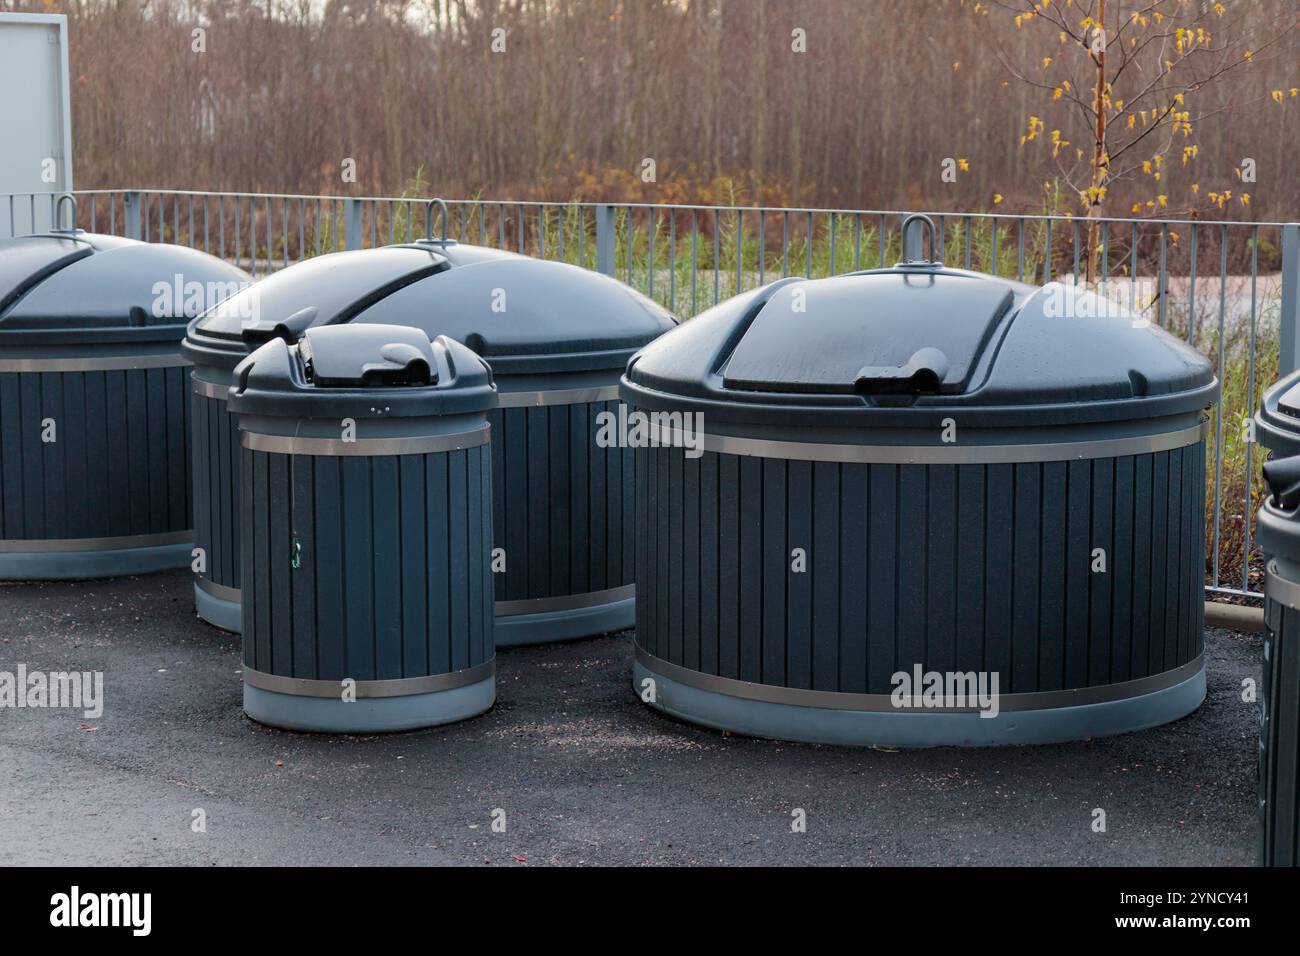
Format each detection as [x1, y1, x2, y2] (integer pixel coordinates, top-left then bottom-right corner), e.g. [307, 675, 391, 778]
[0, 570, 1260, 866]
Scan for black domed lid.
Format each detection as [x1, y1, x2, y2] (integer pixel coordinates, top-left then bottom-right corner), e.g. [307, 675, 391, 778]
[184, 241, 675, 375]
[348, 254, 677, 373]
[228, 324, 496, 420]
[0, 231, 249, 346]
[1255, 369, 1300, 459]
[1257, 454, 1300, 564]
[183, 245, 449, 368]
[622, 264, 1217, 430]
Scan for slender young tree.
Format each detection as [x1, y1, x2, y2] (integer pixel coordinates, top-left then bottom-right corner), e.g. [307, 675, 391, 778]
[980, 0, 1297, 282]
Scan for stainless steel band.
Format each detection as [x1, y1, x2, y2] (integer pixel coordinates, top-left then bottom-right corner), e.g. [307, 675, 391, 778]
[191, 375, 228, 400]
[242, 658, 495, 699]
[646, 419, 1208, 465]
[241, 423, 490, 457]
[635, 646, 1205, 713]
[0, 354, 192, 373]
[496, 385, 621, 408]
[495, 583, 635, 616]
[0, 529, 192, 554]
[203, 380, 622, 408]
[194, 574, 241, 603]
[1265, 562, 1300, 611]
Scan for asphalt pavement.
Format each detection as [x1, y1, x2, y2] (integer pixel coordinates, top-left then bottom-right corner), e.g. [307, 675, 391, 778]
[0, 569, 1262, 866]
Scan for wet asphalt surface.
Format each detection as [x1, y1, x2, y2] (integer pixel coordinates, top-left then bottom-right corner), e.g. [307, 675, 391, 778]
[0, 569, 1262, 866]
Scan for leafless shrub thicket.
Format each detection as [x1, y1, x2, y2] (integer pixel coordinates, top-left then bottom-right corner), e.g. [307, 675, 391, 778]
[10, 0, 1298, 217]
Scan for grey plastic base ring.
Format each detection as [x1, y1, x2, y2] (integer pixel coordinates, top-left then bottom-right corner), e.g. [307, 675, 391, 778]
[243, 674, 495, 733]
[0, 540, 193, 581]
[194, 580, 243, 633]
[495, 592, 634, 647]
[632, 657, 1207, 748]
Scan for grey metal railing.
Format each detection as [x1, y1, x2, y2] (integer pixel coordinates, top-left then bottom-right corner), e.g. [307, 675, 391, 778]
[5, 188, 1298, 602]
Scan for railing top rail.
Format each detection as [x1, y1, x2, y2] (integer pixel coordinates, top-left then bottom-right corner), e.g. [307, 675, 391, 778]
[8, 188, 1294, 230]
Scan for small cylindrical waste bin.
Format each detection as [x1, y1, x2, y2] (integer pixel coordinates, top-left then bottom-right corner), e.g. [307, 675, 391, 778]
[229, 323, 497, 732]
[0, 227, 248, 579]
[1252, 370, 1300, 866]
[620, 217, 1218, 747]
[185, 238, 675, 644]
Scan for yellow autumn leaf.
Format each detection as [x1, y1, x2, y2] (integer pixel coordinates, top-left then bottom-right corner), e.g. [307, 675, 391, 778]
[1191, 183, 1199, 194]
[993, 194, 1003, 204]
[1042, 56, 1052, 69]
[1241, 194, 1251, 206]
[1273, 90, 1285, 104]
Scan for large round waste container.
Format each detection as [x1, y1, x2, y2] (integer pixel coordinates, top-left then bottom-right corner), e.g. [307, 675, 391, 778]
[1252, 370, 1300, 865]
[0, 228, 249, 579]
[185, 238, 676, 644]
[229, 323, 497, 732]
[620, 218, 1217, 747]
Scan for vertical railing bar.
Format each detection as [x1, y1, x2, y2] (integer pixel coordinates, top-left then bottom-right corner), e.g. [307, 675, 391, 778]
[686, 208, 696, 314]
[736, 209, 743, 295]
[990, 217, 998, 277]
[782, 211, 789, 277]
[1043, 218, 1053, 283]
[758, 210, 766, 286]
[806, 211, 813, 278]
[649, 207, 656, 298]
[517, 203, 525, 254]
[713, 210, 720, 305]
[1130, 221, 1139, 290]
[1072, 220, 1081, 283]
[1187, 223, 1198, 345]
[1158, 222, 1168, 328]
[964, 215, 972, 270]
[878, 213, 885, 266]
[234, 196, 241, 274]
[829, 212, 836, 277]
[297, 198, 305, 263]
[1212, 224, 1228, 588]
[669, 208, 676, 313]
[1101, 221, 1109, 283]
[1016, 218, 1025, 280]
[626, 207, 634, 287]
[1243, 225, 1260, 592]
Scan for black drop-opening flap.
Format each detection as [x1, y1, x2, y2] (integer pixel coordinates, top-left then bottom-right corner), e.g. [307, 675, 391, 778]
[300, 325, 437, 388]
[721, 271, 1014, 396]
